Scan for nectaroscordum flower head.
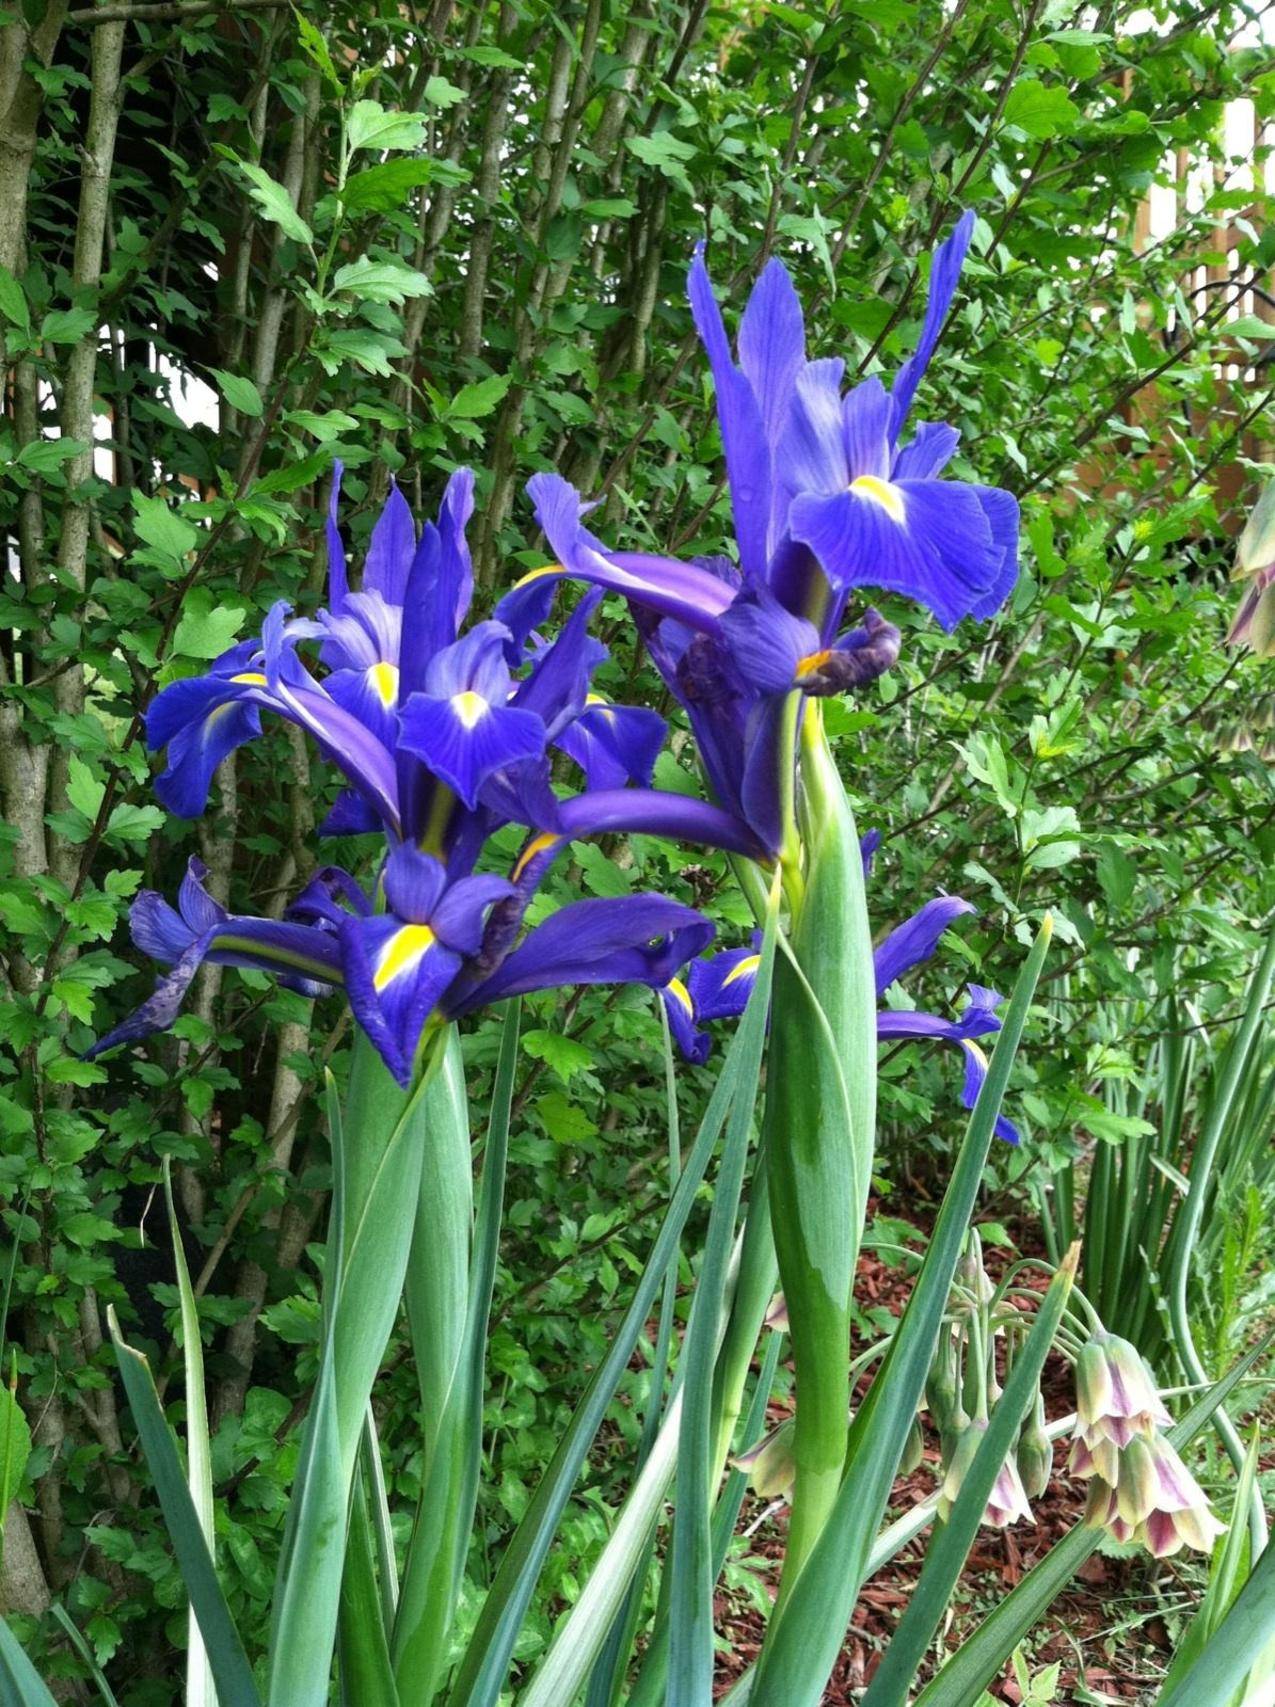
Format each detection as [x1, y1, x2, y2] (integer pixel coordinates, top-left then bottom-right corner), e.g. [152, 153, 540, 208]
[936, 1419, 1033, 1529]
[1083, 1434, 1224, 1558]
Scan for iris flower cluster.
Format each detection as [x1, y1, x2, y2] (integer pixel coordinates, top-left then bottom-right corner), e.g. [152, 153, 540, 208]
[93, 214, 1021, 1115]
[497, 210, 1016, 861]
[90, 468, 753, 1086]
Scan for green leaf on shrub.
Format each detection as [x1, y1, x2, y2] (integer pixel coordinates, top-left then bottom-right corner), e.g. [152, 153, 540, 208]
[209, 367, 264, 418]
[522, 1030, 595, 1085]
[447, 374, 511, 419]
[346, 100, 428, 152]
[173, 588, 247, 660]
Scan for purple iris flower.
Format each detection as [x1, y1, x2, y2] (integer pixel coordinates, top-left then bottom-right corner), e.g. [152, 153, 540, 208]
[494, 216, 1015, 855]
[660, 893, 1021, 1143]
[89, 469, 743, 1086]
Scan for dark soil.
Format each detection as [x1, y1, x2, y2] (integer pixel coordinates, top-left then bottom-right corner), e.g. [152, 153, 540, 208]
[710, 1208, 1190, 1704]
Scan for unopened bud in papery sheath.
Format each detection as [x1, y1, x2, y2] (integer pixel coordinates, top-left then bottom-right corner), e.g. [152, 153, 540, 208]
[1017, 1393, 1052, 1500]
[733, 1417, 797, 1501]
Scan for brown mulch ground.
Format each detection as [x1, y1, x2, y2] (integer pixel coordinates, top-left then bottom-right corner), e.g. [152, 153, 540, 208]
[709, 1206, 1188, 1704]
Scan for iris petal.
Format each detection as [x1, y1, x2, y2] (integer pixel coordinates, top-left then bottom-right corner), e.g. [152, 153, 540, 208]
[454, 895, 714, 1012]
[874, 896, 976, 993]
[687, 246, 773, 580]
[363, 480, 416, 605]
[889, 208, 975, 438]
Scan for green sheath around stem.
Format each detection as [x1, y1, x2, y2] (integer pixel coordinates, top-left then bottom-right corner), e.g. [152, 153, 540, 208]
[764, 712, 877, 1589]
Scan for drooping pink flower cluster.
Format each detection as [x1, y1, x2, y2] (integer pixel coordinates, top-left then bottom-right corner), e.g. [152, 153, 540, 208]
[1070, 1332, 1223, 1558]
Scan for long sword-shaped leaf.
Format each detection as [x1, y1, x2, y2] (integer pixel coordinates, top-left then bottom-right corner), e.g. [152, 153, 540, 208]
[49, 1606, 121, 1707]
[1156, 1539, 1275, 1707]
[108, 1312, 262, 1707]
[447, 956, 779, 1707]
[915, 1330, 1273, 1707]
[271, 1035, 442, 1704]
[0, 1615, 59, 1707]
[392, 1026, 478, 1704]
[163, 1158, 217, 1707]
[520, 1239, 784, 1707]
[585, 1007, 686, 1707]
[667, 904, 777, 1703]
[1156, 1431, 1259, 1701]
[337, 1465, 399, 1707]
[747, 917, 1052, 1707]
[860, 1248, 1078, 1707]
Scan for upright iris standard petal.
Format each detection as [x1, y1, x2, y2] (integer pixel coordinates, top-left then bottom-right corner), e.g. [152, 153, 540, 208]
[399, 466, 475, 688]
[362, 479, 416, 606]
[687, 246, 774, 580]
[889, 208, 975, 439]
[397, 621, 545, 809]
[513, 592, 608, 739]
[873, 896, 976, 994]
[555, 695, 666, 791]
[452, 895, 714, 1012]
[326, 460, 350, 612]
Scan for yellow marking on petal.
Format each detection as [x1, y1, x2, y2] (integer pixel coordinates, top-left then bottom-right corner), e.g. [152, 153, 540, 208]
[850, 474, 905, 524]
[962, 1041, 989, 1071]
[373, 923, 437, 992]
[722, 953, 761, 989]
[230, 671, 268, 686]
[795, 648, 833, 680]
[666, 977, 693, 1014]
[203, 703, 235, 733]
[585, 691, 617, 722]
[452, 689, 489, 729]
[369, 661, 399, 708]
[512, 563, 564, 589]
[512, 830, 560, 880]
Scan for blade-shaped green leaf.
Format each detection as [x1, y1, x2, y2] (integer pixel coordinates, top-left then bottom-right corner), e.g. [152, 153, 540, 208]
[667, 906, 777, 1702]
[271, 1034, 442, 1701]
[584, 1006, 686, 1707]
[915, 1330, 1273, 1707]
[163, 1158, 217, 1707]
[447, 947, 780, 1707]
[748, 917, 1052, 1707]
[860, 1250, 1077, 1707]
[0, 1615, 59, 1706]
[1156, 1431, 1258, 1699]
[1156, 1539, 1275, 1707]
[337, 1464, 399, 1707]
[49, 1606, 121, 1707]
[393, 1007, 517, 1703]
[108, 1313, 262, 1707]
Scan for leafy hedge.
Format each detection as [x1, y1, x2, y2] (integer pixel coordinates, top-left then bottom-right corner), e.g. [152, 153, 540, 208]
[0, 0, 1271, 1692]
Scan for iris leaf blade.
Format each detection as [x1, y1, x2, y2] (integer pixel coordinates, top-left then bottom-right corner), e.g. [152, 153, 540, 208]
[447, 936, 779, 1707]
[107, 1312, 262, 1707]
[748, 917, 1052, 1707]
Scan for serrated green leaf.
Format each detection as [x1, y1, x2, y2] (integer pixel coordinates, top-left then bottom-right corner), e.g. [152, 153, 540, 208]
[346, 100, 428, 153]
[235, 161, 313, 243]
[447, 373, 510, 419]
[208, 367, 263, 418]
[172, 589, 247, 660]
